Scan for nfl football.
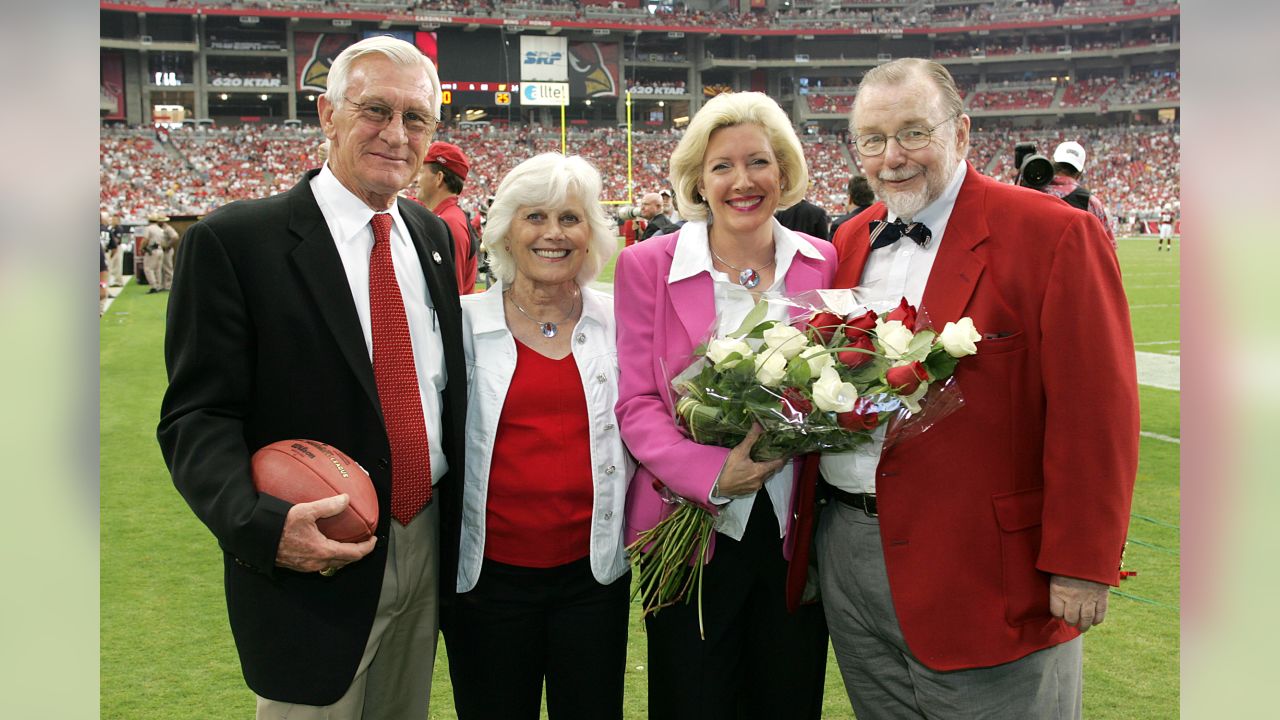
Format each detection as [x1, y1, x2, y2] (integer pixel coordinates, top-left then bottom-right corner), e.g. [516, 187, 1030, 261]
[251, 439, 378, 543]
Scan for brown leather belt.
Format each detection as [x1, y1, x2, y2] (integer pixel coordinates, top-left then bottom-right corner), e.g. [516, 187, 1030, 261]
[824, 484, 878, 517]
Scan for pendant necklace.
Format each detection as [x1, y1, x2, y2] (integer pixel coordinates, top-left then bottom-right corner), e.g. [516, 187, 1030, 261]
[506, 289, 580, 338]
[709, 244, 776, 290]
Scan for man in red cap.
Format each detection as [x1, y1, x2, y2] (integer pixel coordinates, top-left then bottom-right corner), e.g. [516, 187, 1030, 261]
[419, 141, 477, 293]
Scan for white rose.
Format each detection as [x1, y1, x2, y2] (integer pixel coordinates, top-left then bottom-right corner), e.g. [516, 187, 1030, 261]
[755, 350, 788, 386]
[761, 322, 808, 360]
[875, 319, 915, 361]
[938, 317, 981, 357]
[801, 345, 835, 376]
[706, 337, 753, 368]
[812, 366, 858, 413]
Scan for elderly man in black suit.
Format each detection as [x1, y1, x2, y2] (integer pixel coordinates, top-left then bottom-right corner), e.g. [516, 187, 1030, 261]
[158, 36, 465, 720]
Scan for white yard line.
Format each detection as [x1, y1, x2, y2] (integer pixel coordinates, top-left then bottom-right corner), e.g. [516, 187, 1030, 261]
[1141, 431, 1181, 445]
[100, 276, 132, 315]
[1136, 351, 1180, 391]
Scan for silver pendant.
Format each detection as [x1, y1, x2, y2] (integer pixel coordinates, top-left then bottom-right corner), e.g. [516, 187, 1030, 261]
[739, 268, 761, 289]
[540, 322, 558, 338]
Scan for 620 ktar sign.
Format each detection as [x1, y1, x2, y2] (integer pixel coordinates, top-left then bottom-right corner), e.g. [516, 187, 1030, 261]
[521, 82, 569, 107]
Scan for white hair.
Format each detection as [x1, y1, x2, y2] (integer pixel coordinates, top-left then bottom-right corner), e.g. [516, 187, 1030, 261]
[483, 153, 616, 286]
[324, 35, 442, 117]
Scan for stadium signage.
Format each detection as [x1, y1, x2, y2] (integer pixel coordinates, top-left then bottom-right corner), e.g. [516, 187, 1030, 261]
[211, 77, 283, 88]
[521, 81, 569, 106]
[525, 51, 563, 66]
[628, 85, 685, 96]
[415, 15, 453, 24]
[506, 18, 554, 28]
[209, 40, 283, 51]
[520, 36, 568, 82]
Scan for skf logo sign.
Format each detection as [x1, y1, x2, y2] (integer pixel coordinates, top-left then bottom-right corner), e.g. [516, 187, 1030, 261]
[524, 51, 562, 65]
[521, 82, 569, 106]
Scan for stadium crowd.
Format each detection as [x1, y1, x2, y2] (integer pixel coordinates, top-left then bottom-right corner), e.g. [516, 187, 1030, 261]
[122, 0, 1177, 32]
[101, 119, 1178, 230]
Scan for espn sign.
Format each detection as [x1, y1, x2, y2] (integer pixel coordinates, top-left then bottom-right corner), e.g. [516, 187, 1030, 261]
[521, 81, 569, 107]
[520, 36, 568, 82]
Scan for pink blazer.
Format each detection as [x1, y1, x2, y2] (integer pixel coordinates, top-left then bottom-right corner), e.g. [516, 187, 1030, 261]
[613, 226, 836, 562]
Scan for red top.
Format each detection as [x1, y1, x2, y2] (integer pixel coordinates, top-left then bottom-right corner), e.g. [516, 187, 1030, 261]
[432, 195, 477, 295]
[484, 339, 594, 567]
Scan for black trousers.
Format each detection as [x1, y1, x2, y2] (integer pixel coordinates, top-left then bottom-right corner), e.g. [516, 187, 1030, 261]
[443, 556, 630, 720]
[645, 490, 829, 720]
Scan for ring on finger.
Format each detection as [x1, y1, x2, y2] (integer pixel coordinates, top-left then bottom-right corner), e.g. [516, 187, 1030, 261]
[319, 566, 337, 577]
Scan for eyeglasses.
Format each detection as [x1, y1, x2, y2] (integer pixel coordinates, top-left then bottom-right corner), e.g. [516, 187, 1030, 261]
[851, 114, 958, 157]
[344, 96, 438, 137]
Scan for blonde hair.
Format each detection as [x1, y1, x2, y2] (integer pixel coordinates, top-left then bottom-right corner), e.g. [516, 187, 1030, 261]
[483, 153, 617, 286]
[668, 92, 808, 223]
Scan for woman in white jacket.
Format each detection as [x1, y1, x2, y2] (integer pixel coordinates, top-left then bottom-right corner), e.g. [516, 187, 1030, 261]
[443, 153, 633, 720]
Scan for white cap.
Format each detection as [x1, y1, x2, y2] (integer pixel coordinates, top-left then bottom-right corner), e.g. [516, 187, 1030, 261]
[1053, 141, 1086, 172]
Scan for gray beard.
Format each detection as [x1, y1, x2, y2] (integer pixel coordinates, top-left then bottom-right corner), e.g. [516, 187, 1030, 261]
[875, 146, 959, 222]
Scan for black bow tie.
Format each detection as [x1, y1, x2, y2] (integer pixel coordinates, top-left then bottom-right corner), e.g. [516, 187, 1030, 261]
[869, 219, 933, 250]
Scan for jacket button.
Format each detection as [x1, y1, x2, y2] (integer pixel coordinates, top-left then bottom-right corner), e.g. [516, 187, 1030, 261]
[605, 465, 616, 475]
[577, 333, 586, 344]
[378, 458, 389, 470]
[596, 373, 607, 384]
[603, 423, 615, 431]
[604, 510, 614, 520]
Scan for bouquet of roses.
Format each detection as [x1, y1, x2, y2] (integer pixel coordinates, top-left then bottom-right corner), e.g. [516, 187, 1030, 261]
[628, 290, 981, 635]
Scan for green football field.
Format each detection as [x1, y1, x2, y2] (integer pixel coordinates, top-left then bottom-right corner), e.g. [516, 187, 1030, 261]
[99, 235, 1179, 719]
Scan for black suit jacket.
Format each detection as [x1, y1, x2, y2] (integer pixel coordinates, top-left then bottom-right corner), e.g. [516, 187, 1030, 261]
[640, 212, 676, 241]
[157, 169, 466, 704]
[774, 198, 830, 240]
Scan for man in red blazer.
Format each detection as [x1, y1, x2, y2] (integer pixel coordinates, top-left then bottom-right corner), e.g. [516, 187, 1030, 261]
[812, 58, 1138, 718]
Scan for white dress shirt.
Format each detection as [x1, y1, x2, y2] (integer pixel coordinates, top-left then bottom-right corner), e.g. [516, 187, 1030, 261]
[668, 218, 827, 541]
[455, 282, 632, 592]
[311, 164, 449, 482]
[820, 159, 967, 494]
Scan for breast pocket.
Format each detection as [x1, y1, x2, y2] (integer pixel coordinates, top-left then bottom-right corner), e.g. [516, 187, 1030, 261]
[976, 331, 1026, 356]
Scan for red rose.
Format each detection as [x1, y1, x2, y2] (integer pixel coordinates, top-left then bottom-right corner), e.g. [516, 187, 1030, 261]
[804, 311, 844, 343]
[886, 361, 930, 395]
[843, 309, 878, 339]
[780, 386, 813, 419]
[886, 298, 918, 329]
[837, 402, 879, 431]
[836, 332, 876, 368]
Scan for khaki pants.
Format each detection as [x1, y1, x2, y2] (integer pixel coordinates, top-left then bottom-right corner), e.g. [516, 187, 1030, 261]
[256, 501, 441, 720]
[143, 250, 163, 288]
[107, 248, 125, 286]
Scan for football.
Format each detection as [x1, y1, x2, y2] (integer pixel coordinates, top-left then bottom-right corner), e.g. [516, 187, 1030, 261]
[251, 439, 378, 543]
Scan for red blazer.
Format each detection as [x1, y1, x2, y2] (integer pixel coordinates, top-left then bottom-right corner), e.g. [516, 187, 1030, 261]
[802, 164, 1139, 671]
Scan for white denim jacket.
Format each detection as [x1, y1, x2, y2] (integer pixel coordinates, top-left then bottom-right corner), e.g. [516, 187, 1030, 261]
[456, 282, 633, 593]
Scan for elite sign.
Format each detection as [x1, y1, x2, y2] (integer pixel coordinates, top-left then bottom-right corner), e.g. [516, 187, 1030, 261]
[521, 82, 569, 106]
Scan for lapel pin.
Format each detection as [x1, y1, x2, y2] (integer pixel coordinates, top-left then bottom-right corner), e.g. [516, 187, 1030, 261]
[431, 251, 443, 265]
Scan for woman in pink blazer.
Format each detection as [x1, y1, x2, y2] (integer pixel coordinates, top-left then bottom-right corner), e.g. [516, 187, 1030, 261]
[613, 92, 836, 720]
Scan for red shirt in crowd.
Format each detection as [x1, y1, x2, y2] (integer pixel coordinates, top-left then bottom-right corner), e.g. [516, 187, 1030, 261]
[432, 195, 477, 294]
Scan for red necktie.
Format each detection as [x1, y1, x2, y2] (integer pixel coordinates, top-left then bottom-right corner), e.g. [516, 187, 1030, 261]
[369, 213, 431, 525]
